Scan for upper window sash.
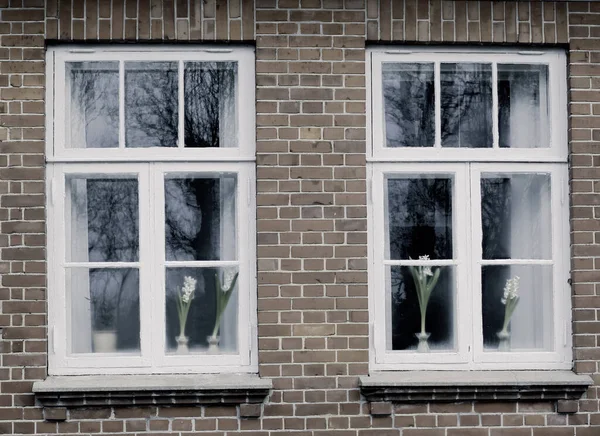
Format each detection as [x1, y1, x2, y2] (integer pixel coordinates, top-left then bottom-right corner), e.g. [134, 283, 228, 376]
[369, 48, 567, 162]
[46, 46, 255, 162]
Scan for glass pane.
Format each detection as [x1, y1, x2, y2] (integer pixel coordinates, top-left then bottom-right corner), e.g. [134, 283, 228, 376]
[441, 63, 493, 148]
[125, 62, 178, 148]
[481, 173, 551, 260]
[385, 176, 453, 260]
[382, 63, 435, 148]
[165, 174, 237, 261]
[388, 265, 455, 351]
[165, 267, 238, 354]
[68, 268, 140, 354]
[184, 62, 237, 148]
[66, 176, 139, 262]
[498, 64, 549, 148]
[482, 265, 553, 351]
[68, 61, 119, 149]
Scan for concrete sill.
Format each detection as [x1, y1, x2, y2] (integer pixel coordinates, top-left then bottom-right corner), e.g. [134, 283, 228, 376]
[33, 374, 272, 408]
[359, 371, 593, 403]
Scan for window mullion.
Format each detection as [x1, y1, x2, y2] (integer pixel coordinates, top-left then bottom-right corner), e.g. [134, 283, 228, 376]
[492, 62, 499, 149]
[178, 60, 184, 148]
[138, 165, 153, 366]
[467, 163, 483, 364]
[119, 60, 125, 149]
[434, 61, 441, 148]
[149, 164, 165, 368]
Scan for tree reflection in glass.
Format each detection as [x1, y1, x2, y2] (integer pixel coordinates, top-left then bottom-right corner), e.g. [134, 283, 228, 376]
[68, 61, 119, 148]
[383, 63, 435, 148]
[67, 177, 140, 354]
[164, 175, 237, 353]
[385, 177, 455, 351]
[386, 177, 453, 260]
[125, 62, 178, 148]
[185, 62, 237, 148]
[441, 63, 493, 148]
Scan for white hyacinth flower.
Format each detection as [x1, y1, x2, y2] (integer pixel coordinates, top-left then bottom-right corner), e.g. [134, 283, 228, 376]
[222, 268, 237, 291]
[418, 255, 433, 278]
[181, 276, 197, 303]
[501, 276, 520, 305]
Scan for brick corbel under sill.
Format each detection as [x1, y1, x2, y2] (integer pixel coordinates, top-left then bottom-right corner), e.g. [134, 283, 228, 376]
[359, 371, 593, 403]
[33, 374, 272, 408]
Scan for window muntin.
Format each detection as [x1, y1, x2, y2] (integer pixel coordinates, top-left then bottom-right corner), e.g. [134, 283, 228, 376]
[370, 48, 569, 371]
[47, 47, 255, 375]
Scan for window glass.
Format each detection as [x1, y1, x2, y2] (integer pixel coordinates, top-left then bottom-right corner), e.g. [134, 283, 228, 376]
[165, 174, 237, 261]
[385, 176, 453, 260]
[165, 266, 238, 354]
[482, 264, 554, 352]
[184, 62, 237, 148]
[385, 175, 456, 352]
[441, 63, 493, 148]
[382, 63, 435, 148]
[68, 61, 119, 149]
[498, 64, 549, 148]
[125, 62, 179, 148]
[68, 267, 140, 354]
[66, 176, 139, 263]
[481, 173, 552, 260]
[388, 265, 456, 352]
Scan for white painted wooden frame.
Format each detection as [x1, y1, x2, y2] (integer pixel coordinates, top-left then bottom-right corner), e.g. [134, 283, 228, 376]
[46, 46, 257, 376]
[369, 47, 567, 162]
[367, 47, 570, 371]
[46, 45, 255, 162]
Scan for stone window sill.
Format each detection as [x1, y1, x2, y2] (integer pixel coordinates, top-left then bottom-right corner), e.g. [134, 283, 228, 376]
[33, 374, 272, 408]
[359, 371, 593, 403]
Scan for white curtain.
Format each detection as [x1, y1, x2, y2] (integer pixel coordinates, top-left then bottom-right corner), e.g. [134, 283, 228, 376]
[509, 175, 553, 350]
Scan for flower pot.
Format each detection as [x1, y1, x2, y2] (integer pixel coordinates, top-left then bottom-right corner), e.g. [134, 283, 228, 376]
[92, 330, 117, 353]
[176, 334, 189, 354]
[415, 332, 431, 352]
[497, 330, 510, 352]
[207, 335, 220, 354]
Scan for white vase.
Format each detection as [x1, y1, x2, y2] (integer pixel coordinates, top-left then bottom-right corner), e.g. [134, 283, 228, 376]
[92, 330, 117, 353]
[497, 330, 510, 352]
[415, 332, 431, 352]
[207, 335, 220, 354]
[176, 334, 189, 354]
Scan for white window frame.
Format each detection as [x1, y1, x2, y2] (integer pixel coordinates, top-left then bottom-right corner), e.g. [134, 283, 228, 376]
[46, 46, 257, 375]
[367, 47, 571, 371]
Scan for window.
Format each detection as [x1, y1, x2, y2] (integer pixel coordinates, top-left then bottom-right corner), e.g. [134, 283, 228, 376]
[46, 46, 256, 375]
[368, 48, 570, 371]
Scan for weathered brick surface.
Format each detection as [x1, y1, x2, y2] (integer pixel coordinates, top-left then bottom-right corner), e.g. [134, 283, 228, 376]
[0, 0, 598, 434]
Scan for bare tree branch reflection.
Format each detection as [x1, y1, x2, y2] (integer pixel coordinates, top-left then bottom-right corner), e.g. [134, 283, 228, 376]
[70, 62, 119, 148]
[383, 63, 493, 148]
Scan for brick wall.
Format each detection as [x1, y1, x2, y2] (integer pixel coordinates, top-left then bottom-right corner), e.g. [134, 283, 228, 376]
[0, 0, 599, 434]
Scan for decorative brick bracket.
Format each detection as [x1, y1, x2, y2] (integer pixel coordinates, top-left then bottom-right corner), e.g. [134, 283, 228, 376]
[359, 371, 593, 405]
[33, 374, 272, 411]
